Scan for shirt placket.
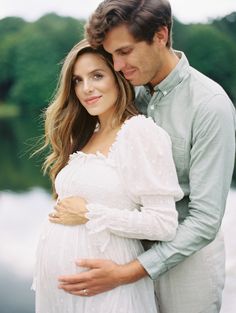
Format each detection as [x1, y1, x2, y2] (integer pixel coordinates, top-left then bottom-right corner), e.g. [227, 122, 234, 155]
[147, 90, 164, 122]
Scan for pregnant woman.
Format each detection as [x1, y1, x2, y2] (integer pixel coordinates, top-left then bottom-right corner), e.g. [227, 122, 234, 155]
[32, 39, 183, 313]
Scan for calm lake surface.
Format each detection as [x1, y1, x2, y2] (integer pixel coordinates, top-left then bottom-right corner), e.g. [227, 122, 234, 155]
[0, 188, 235, 313]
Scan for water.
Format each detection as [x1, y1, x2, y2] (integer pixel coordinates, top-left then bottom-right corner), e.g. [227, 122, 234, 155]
[0, 188, 235, 312]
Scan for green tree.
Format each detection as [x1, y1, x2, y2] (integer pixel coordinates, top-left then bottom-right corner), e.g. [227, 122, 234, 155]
[0, 14, 85, 190]
[0, 13, 235, 190]
[175, 23, 236, 102]
[213, 12, 236, 42]
[0, 17, 26, 101]
[9, 14, 85, 114]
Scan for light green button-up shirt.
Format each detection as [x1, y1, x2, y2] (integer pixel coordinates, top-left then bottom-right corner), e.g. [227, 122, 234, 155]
[136, 51, 236, 279]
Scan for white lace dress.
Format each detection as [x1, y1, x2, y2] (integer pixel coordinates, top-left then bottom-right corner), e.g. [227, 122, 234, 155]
[33, 115, 183, 313]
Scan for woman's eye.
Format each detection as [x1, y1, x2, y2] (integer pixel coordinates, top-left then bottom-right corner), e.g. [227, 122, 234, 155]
[93, 73, 103, 80]
[73, 77, 81, 85]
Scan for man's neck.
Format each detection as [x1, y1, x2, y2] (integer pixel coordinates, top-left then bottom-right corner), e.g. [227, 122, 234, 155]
[150, 49, 180, 87]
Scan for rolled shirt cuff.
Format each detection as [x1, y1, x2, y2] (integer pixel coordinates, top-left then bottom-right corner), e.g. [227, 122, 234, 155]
[137, 247, 168, 280]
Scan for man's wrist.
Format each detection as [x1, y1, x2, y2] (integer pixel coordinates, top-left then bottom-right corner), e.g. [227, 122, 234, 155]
[117, 259, 148, 285]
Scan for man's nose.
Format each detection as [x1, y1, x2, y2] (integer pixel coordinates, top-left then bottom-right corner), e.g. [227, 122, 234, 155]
[113, 56, 125, 72]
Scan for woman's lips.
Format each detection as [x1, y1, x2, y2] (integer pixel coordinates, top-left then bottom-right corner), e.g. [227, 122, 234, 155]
[84, 96, 102, 105]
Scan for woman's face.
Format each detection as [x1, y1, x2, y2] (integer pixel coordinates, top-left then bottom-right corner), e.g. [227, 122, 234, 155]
[73, 52, 119, 120]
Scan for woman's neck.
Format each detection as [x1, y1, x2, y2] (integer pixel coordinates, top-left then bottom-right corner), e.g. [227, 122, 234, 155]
[98, 111, 119, 133]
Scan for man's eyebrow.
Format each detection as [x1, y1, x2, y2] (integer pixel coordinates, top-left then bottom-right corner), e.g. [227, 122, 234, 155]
[114, 45, 132, 54]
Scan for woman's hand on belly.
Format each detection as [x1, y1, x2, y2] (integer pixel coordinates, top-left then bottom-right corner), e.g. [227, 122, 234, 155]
[49, 196, 88, 225]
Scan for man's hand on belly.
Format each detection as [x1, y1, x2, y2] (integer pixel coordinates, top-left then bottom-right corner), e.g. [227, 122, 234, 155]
[58, 258, 148, 296]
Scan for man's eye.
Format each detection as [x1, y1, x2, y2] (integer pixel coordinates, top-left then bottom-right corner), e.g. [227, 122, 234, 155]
[119, 49, 132, 56]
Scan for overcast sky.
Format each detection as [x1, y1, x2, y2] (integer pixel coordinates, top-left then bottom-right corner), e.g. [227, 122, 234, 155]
[1, 0, 236, 24]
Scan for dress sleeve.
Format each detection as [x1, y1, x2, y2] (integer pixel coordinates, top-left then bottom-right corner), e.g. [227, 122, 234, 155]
[85, 115, 183, 251]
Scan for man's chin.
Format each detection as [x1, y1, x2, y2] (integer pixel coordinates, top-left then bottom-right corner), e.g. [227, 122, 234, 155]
[128, 79, 148, 87]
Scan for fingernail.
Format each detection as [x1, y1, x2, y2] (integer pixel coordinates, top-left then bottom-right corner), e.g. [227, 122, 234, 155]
[76, 259, 82, 265]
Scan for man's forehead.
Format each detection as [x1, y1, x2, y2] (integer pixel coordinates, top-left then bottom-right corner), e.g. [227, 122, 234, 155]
[103, 25, 136, 53]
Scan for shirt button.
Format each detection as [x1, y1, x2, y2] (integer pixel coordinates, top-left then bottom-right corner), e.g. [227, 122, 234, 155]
[163, 91, 167, 96]
[150, 105, 154, 110]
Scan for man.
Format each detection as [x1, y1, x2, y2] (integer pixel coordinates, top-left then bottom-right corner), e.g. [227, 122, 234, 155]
[58, 1, 236, 312]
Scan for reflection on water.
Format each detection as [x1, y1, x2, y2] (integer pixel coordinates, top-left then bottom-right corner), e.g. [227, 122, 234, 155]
[0, 188, 54, 313]
[0, 188, 235, 313]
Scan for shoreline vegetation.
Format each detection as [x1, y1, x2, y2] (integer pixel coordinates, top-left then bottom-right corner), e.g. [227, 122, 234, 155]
[0, 12, 236, 191]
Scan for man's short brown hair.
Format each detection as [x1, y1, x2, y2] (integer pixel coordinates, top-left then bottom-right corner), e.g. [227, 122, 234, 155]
[85, 0, 173, 48]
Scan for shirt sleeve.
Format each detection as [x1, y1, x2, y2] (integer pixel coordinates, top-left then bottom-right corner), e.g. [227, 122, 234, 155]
[85, 115, 183, 251]
[137, 94, 236, 279]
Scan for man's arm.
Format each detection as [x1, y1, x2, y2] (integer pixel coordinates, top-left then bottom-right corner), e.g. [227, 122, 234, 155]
[138, 94, 236, 279]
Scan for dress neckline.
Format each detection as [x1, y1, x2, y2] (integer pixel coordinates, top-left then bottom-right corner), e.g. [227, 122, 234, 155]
[69, 115, 147, 162]
[73, 115, 138, 160]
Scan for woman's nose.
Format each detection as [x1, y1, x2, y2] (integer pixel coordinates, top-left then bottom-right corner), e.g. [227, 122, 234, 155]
[83, 79, 93, 93]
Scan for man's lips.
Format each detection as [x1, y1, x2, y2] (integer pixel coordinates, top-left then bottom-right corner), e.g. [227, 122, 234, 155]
[84, 96, 102, 105]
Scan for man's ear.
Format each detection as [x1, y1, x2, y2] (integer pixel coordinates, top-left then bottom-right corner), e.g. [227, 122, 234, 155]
[153, 26, 169, 47]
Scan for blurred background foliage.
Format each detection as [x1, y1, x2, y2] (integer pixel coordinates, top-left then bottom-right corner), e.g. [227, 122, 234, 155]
[0, 13, 235, 191]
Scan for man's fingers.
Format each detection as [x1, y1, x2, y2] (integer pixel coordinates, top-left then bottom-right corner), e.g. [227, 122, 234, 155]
[60, 284, 101, 297]
[58, 271, 92, 283]
[70, 289, 96, 297]
[76, 258, 107, 269]
[57, 259, 121, 296]
[59, 282, 86, 291]
[59, 283, 95, 296]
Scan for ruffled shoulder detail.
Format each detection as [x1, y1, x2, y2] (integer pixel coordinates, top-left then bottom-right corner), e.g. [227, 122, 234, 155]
[105, 115, 148, 156]
[113, 115, 183, 203]
[113, 114, 171, 150]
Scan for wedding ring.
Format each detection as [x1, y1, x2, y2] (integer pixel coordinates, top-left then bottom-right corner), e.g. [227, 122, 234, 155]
[83, 289, 88, 296]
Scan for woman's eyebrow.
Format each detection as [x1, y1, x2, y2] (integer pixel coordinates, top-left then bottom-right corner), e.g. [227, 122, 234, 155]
[73, 68, 105, 77]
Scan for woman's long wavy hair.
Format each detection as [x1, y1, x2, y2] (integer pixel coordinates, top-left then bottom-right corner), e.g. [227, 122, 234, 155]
[37, 39, 138, 195]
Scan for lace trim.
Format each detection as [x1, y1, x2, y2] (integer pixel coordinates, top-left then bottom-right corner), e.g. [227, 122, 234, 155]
[69, 115, 150, 163]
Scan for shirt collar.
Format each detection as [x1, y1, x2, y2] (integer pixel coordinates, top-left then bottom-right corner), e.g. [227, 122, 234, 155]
[144, 51, 190, 96]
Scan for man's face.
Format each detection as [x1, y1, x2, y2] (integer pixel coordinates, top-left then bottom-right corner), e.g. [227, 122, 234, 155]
[103, 24, 167, 86]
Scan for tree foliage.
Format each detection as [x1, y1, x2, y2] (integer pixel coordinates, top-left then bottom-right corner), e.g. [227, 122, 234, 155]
[0, 13, 235, 190]
[0, 14, 85, 190]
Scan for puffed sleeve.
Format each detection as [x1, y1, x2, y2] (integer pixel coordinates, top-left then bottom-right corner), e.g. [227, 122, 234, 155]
[85, 115, 183, 251]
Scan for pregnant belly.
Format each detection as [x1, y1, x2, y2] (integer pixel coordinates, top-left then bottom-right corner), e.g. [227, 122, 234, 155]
[35, 221, 144, 280]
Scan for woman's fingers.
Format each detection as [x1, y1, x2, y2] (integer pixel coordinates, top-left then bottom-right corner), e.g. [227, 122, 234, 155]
[49, 212, 58, 218]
